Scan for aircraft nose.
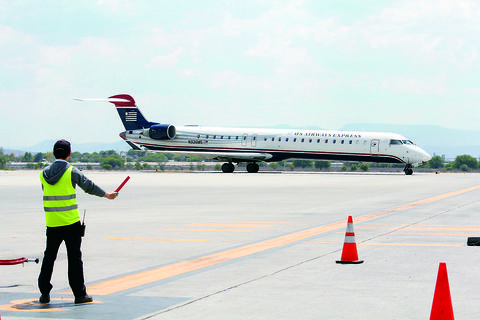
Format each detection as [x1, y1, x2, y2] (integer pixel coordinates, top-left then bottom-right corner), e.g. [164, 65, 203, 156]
[420, 149, 432, 164]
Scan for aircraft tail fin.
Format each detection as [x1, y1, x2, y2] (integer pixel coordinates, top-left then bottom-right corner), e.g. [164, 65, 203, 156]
[108, 94, 157, 130]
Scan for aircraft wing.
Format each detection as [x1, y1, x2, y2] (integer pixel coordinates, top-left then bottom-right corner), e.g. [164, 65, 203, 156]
[213, 152, 273, 162]
[119, 133, 273, 162]
[153, 150, 273, 163]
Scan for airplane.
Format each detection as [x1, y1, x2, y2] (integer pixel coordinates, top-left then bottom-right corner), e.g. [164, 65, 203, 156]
[76, 94, 431, 174]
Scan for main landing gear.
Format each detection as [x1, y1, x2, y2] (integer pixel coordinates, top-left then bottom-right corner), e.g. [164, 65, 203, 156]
[221, 163, 235, 173]
[221, 162, 260, 173]
[246, 162, 260, 173]
[404, 164, 413, 175]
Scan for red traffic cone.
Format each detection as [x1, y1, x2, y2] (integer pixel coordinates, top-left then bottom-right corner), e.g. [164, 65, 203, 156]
[336, 216, 364, 264]
[430, 262, 454, 320]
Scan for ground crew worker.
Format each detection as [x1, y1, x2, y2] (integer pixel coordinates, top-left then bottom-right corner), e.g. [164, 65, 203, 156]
[38, 139, 118, 304]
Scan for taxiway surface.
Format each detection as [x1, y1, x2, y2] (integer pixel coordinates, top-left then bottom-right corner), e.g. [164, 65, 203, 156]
[1, 171, 480, 319]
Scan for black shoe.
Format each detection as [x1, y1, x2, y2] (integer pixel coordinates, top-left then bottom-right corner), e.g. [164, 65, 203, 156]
[74, 295, 93, 304]
[39, 294, 50, 303]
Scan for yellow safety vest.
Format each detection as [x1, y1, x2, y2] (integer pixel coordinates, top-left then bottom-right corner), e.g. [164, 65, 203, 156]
[40, 166, 80, 227]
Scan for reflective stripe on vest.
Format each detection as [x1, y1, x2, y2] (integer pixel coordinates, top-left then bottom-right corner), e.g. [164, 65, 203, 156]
[40, 166, 80, 227]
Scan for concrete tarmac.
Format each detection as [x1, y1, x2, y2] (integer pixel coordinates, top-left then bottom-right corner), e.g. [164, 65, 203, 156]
[1, 170, 480, 319]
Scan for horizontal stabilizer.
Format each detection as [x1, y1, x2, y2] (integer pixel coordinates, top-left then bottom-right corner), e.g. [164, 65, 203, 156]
[74, 98, 131, 103]
[76, 94, 155, 130]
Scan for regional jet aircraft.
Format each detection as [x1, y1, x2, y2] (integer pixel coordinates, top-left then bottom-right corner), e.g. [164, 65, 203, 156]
[77, 94, 431, 174]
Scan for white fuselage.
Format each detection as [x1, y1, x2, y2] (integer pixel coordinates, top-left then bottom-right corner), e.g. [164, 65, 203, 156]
[123, 125, 431, 166]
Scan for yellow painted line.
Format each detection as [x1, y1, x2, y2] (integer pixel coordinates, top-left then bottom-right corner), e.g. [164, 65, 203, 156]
[355, 184, 480, 225]
[158, 228, 253, 232]
[187, 223, 277, 228]
[85, 221, 347, 295]
[106, 238, 210, 242]
[401, 224, 480, 227]
[0, 299, 69, 312]
[208, 221, 291, 224]
[284, 225, 315, 229]
[0, 298, 102, 313]
[74, 184, 480, 296]
[382, 233, 476, 236]
[391, 227, 480, 231]
[303, 241, 335, 244]
[355, 226, 381, 229]
[360, 243, 462, 247]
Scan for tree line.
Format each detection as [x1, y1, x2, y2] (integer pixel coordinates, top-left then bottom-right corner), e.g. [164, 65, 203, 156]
[1, 147, 479, 172]
[0, 149, 184, 170]
[427, 155, 479, 171]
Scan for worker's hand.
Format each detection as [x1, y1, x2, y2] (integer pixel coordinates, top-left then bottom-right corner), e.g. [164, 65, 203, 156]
[104, 192, 119, 200]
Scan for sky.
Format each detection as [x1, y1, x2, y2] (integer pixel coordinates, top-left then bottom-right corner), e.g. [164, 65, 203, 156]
[1, 0, 479, 148]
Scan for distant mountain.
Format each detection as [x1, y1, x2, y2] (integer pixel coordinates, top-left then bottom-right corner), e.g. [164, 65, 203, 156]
[1, 148, 25, 156]
[265, 124, 323, 130]
[6, 140, 129, 154]
[341, 123, 480, 160]
[3, 124, 479, 160]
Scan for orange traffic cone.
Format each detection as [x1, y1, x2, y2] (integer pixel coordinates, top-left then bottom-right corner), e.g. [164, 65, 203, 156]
[430, 262, 454, 320]
[336, 216, 364, 264]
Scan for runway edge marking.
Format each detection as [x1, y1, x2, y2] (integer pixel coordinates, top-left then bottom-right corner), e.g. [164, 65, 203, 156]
[70, 184, 480, 296]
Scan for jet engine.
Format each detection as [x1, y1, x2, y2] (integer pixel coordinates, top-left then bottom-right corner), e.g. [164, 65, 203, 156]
[147, 124, 176, 140]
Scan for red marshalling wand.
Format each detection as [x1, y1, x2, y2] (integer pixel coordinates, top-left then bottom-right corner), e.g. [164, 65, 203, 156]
[115, 176, 130, 193]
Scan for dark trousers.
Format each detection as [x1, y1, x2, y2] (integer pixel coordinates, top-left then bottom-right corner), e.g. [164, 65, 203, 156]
[38, 221, 87, 298]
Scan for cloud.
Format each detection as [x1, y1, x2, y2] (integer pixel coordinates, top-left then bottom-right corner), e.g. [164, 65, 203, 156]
[95, 0, 135, 14]
[148, 47, 185, 68]
[210, 69, 242, 89]
[359, 1, 479, 64]
[380, 75, 448, 95]
[2, 0, 480, 148]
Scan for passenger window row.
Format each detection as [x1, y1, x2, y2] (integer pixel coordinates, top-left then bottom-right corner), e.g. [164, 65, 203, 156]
[197, 135, 242, 140]
[195, 134, 366, 145]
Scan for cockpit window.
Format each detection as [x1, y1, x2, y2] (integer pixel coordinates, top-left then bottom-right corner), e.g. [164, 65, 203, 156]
[390, 139, 402, 145]
[402, 140, 414, 145]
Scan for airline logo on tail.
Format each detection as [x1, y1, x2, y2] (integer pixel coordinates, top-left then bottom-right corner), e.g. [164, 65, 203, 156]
[125, 111, 137, 122]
